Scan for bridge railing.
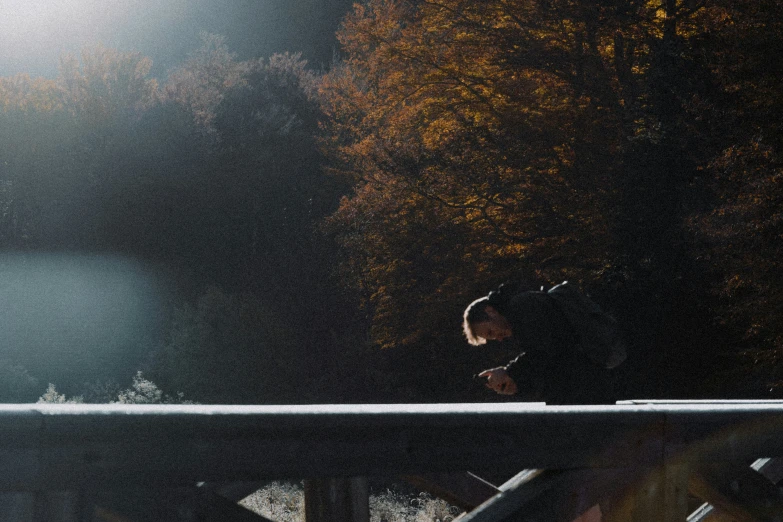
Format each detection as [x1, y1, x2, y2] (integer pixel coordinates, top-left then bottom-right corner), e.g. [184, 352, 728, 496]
[0, 402, 782, 521]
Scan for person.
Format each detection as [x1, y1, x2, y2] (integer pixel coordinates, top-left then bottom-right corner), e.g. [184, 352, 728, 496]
[463, 281, 624, 404]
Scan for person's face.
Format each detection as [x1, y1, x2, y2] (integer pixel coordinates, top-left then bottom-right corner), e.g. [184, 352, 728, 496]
[472, 307, 512, 342]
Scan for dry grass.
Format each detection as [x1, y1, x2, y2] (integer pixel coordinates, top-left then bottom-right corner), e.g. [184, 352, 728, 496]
[240, 481, 461, 522]
[240, 481, 304, 521]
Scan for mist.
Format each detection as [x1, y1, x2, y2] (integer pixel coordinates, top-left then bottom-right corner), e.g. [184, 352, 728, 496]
[0, 0, 350, 78]
[0, 254, 166, 388]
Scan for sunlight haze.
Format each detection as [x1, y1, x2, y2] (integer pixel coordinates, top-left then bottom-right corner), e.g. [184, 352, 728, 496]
[0, 1, 195, 77]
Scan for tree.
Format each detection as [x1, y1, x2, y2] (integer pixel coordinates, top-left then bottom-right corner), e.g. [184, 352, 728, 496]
[319, 0, 778, 399]
[38, 384, 83, 404]
[0, 37, 353, 404]
[321, 0, 615, 346]
[146, 287, 306, 404]
[0, 74, 73, 249]
[682, 0, 783, 394]
[37, 373, 192, 404]
[114, 371, 194, 405]
[163, 32, 249, 131]
[0, 362, 40, 402]
[58, 45, 158, 125]
[0, 46, 163, 251]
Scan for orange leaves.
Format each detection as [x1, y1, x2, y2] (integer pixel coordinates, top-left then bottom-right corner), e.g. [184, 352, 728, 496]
[319, 0, 638, 349]
[689, 133, 783, 358]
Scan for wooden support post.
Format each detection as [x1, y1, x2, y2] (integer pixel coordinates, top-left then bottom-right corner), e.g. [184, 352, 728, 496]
[304, 478, 369, 522]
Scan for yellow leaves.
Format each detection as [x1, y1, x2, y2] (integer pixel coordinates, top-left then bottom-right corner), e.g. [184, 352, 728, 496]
[0, 75, 62, 114]
[495, 242, 528, 256]
[421, 115, 460, 150]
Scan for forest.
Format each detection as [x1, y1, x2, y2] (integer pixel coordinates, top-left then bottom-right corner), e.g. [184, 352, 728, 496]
[0, 0, 781, 406]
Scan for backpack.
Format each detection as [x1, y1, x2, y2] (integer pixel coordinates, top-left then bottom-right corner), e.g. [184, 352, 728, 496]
[545, 281, 627, 369]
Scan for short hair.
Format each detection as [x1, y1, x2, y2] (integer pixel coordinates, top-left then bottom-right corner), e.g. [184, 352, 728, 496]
[462, 297, 492, 346]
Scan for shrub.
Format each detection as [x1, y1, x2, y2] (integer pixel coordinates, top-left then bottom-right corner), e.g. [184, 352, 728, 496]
[37, 383, 83, 404]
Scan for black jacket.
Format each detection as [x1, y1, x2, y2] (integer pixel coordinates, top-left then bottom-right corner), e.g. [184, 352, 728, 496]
[496, 291, 615, 404]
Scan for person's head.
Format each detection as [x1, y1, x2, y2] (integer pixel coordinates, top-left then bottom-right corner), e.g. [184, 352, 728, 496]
[462, 297, 513, 345]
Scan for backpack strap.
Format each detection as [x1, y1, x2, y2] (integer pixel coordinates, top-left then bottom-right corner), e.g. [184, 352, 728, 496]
[486, 281, 521, 315]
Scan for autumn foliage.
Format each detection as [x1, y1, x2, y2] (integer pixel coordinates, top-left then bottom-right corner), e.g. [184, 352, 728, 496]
[0, 1, 782, 402]
[319, 0, 783, 398]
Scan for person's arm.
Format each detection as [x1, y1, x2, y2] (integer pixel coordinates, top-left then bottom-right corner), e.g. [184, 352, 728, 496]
[478, 292, 563, 396]
[503, 353, 528, 384]
[477, 366, 517, 395]
[479, 353, 544, 396]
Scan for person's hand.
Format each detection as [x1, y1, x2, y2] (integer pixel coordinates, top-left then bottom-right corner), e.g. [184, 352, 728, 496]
[477, 367, 518, 395]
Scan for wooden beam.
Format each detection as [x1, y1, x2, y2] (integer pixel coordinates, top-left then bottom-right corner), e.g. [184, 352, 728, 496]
[0, 403, 780, 490]
[195, 488, 274, 521]
[303, 478, 368, 522]
[402, 472, 500, 510]
[89, 487, 273, 522]
[453, 468, 642, 522]
[688, 458, 783, 521]
[453, 469, 556, 521]
[688, 461, 783, 522]
[198, 482, 269, 502]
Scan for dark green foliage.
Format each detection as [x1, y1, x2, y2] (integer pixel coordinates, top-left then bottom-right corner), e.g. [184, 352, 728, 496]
[0, 362, 40, 403]
[0, 37, 354, 402]
[147, 287, 304, 404]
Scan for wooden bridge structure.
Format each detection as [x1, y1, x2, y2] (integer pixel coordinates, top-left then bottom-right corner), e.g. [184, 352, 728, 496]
[1, 401, 783, 521]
